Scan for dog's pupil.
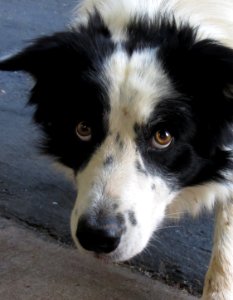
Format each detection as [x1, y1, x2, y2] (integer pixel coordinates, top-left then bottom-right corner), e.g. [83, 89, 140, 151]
[79, 122, 91, 136]
[157, 130, 170, 142]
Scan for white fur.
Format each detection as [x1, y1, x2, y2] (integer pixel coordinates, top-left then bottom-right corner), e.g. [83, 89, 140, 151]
[168, 181, 233, 217]
[71, 0, 233, 47]
[103, 48, 176, 126]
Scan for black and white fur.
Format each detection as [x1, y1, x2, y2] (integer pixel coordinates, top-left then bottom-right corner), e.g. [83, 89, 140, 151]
[1, 1, 233, 299]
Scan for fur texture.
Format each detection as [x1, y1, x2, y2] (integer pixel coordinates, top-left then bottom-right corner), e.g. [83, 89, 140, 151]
[1, 1, 233, 299]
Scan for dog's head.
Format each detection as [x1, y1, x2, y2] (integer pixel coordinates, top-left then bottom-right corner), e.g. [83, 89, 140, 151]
[1, 15, 233, 261]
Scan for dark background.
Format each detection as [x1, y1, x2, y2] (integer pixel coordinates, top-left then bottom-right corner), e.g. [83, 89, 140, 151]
[0, 0, 214, 295]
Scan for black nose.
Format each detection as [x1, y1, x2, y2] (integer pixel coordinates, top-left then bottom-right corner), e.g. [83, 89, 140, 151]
[76, 215, 124, 254]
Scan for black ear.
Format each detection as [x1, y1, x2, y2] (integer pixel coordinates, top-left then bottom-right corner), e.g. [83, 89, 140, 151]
[187, 41, 233, 122]
[161, 38, 233, 94]
[189, 41, 233, 94]
[160, 38, 233, 119]
[0, 31, 90, 78]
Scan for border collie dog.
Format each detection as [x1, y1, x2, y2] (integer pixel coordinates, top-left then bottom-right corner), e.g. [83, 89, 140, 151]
[1, 0, 233, 298]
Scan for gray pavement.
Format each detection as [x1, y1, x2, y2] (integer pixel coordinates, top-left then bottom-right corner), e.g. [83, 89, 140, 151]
[0, 0, 213, 297]
[0, 217, 197, 300]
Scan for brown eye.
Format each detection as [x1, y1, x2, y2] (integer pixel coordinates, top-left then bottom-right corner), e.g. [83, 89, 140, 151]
[152, 129, 173, 149]
[76, 121, 92, 141]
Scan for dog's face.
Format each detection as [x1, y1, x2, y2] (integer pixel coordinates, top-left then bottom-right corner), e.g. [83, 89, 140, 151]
[70, 47, 178, 260]
[1, 15, 233, 261]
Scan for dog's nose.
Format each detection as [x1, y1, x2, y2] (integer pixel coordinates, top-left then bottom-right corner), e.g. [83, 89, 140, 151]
[76, 215, 123, 254]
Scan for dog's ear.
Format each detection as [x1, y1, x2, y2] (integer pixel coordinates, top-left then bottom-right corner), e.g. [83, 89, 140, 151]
[161, 38, 233, 119]
[190, 41, 233, 122]
[163, 39, 233, 93]
[0, 31, 91, 79]
[189, 41, 233, 96]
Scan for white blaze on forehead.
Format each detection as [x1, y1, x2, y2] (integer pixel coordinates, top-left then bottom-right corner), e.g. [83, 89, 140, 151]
[103, 48, 174, 134]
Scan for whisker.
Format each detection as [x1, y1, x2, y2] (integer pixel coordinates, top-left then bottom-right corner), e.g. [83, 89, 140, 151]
[149, 235, 164, 247]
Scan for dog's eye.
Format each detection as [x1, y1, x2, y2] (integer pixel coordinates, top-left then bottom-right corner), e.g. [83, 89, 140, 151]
[76, 121, 92, 141]
[152, 129, 173, 149]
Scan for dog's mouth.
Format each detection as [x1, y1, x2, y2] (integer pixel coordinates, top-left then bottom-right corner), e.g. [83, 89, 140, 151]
[81, 242, 131, 263]
[71, 194, 170, 262]
[94, 252, 110, 261]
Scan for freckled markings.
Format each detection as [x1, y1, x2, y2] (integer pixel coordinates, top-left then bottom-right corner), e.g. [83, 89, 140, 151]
[116, 133, 120, 143]
[103, 155, 114, 167]
[135, 160, 148, 176]
[117, 213, 127, 233]
[113, 203, 119, 210]
[119, 140, 124, 149]
[128, 210, 137, 226]
[134, 123, 138, 132]
[115, 133, 124, 150]
[117, 213, 125, 225]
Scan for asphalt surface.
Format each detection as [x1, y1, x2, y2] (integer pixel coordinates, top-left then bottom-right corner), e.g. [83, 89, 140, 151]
[0, 0, 214, 296]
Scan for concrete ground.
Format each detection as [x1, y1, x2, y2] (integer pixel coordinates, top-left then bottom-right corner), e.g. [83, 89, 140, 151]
[0, 217, 197, 300]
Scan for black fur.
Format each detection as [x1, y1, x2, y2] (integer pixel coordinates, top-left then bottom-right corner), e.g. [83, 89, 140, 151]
[125, 15, 197, 55]
[128, 210, 137, 226]
[1, 12, 233, 189]
[0, 16, 114, 170]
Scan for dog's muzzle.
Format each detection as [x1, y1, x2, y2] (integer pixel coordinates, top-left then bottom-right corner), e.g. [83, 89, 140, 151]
[76, 213, 124, 254]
